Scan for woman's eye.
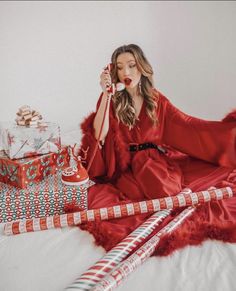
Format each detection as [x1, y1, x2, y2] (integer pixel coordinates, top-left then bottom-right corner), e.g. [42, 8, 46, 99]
[129, 64, 136, 68]
[117, 67, 122, 71]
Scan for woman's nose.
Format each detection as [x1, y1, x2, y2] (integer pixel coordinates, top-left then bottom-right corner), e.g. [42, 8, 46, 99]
[123, 66, 130, 76]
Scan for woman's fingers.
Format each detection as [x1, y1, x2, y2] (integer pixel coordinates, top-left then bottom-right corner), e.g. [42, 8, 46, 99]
[100, 70, 112, 92]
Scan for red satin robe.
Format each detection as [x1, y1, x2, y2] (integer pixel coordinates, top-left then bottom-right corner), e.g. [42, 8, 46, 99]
[74, 89, 236, 256]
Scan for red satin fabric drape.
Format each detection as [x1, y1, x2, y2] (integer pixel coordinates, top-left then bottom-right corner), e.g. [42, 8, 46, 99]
[73, 89, 236, 256]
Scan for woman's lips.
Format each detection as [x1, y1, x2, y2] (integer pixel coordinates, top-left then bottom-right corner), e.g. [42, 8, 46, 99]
[124, 78, 132, 85]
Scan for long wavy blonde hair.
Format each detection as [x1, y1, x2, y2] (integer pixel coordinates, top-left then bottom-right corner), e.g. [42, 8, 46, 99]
[111, 44, 158, 128]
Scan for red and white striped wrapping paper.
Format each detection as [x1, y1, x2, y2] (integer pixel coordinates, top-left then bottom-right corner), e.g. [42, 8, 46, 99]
[4, 187, 233, 235]
[65, 189, 191, 290]
[65, 209, 171, 290]
[90, 206, 195, 291]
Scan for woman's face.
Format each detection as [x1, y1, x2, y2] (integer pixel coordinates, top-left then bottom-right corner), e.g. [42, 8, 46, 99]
[116, 52, 141, 89]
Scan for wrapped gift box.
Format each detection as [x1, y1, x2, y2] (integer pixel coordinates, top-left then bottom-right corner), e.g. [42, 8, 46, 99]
[0, 147, 70, 188]
[0, 171, 94, 222]
[0, 121, 61, 159]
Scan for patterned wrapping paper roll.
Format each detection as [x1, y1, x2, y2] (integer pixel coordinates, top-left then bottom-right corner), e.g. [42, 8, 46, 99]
[65, 189, 191, 291]
[65, 209, 171, 291]
[4, 187, 233, 235]
[90, 206, 195, 291]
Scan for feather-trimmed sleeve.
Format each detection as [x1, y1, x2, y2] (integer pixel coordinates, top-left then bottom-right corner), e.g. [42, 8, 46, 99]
[79, 93, 130, 181]
[159, 92, 236, 168]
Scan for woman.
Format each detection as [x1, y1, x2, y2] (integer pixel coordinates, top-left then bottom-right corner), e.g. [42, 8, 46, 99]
[77, 44, 236, 256]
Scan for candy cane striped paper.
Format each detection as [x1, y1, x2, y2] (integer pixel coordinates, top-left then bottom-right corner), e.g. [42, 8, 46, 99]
[65, 209, 171, 290]
[65, 189, 191, 290]
[4, 187, 233, 235]
[90, 207, 195, 291]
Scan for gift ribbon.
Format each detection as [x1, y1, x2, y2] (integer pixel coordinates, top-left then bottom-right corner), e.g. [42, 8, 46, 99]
[3, 187, 233, 236]
[15, 105, 43, 127]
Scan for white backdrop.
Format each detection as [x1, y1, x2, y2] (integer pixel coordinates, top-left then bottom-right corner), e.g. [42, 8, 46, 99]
[0, 1, 235, 136]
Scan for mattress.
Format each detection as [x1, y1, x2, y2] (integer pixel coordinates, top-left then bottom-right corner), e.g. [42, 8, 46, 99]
[0, 130, 235, 291]
[0, 222, 235, 291]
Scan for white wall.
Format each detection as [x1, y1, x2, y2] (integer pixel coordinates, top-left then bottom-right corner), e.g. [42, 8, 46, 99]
[0, 1, 235, 137]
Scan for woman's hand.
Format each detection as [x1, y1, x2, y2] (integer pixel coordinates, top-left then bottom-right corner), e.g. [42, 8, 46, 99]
[100, 68, 112, 94]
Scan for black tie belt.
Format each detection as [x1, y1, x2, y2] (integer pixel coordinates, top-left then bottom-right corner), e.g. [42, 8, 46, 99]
[129, 142, 166, 154]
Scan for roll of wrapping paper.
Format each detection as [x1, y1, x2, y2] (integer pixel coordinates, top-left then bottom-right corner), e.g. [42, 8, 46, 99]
[89, 206, 195, 291]
[65, 209, 171, 291]
[4, 187, 233, 235]
[65, 189, 191, 290]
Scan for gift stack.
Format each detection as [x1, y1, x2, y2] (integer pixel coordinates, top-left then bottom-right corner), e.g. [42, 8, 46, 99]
[0, 105, 91, 223]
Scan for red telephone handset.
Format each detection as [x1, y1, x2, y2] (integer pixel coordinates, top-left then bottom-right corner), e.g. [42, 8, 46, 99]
[61, 64, 125, 186]
[104, 63, 125, 93]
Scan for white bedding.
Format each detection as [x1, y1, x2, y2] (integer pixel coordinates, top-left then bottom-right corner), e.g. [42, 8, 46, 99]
[0, 130, 235, 291]
[0, 222, 235, 291]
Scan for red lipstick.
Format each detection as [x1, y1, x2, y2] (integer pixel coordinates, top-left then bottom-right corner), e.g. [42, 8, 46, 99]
[124, 78, 132, 85]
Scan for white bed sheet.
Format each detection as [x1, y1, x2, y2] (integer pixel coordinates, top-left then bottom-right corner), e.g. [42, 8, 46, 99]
[1, 130, 235, 291]
[0, 222, 235, 291]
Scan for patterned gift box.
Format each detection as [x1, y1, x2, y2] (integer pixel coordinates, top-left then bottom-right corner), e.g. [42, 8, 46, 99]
[0, 121, 61, 159]
[0, 147, 70, 188]
[0, 171, 94, 223]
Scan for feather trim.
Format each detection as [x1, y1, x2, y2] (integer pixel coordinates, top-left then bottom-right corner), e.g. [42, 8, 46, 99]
[79, 110, 131, 175]
[80, 112, 96, 135]
[222, 109, 236, 122]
